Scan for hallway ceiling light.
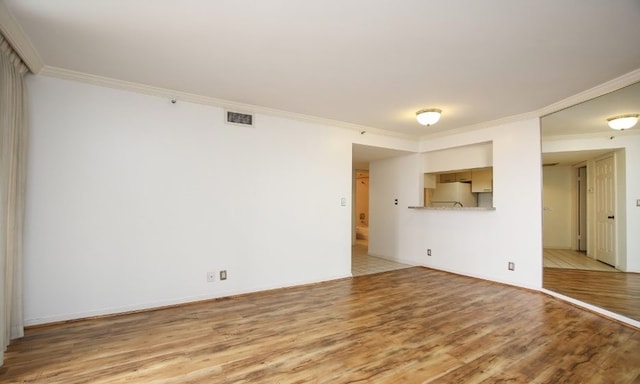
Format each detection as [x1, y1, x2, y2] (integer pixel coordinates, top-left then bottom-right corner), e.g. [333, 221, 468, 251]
[607, 114, 639, 130]
[416, 108, 442, 126]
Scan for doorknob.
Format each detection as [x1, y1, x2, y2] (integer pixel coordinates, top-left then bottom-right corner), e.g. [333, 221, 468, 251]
[607, 215, 615, 219]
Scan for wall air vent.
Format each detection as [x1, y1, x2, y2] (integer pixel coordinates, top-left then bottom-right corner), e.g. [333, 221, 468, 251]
[226, 111, 254, 127]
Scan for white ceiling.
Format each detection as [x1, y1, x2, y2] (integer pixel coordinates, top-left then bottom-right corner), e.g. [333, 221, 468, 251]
[3, 0, 640, 140]
[541, 149, 613, 167]
[352, 144, 413, 170]
[541, 81, 640, 138]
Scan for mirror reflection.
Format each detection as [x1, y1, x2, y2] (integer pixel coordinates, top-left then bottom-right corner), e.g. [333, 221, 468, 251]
[540, 81, 640, 321]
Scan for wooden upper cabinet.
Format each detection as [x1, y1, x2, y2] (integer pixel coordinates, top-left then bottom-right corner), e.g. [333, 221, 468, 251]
[455, 171, 471, 182]
[439, 171, 471, 183]
[471, 169, 493, 192]
[439, 173, 457, 183]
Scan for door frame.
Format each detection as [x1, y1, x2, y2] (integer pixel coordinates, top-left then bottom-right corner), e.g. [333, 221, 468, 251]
[593, 153, 617, 267]
[572, 164, 588, 252]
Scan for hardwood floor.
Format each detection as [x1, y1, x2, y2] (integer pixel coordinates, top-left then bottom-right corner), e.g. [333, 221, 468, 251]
[544, 268, 640, 321]
[2, 267, 640, 383]
[543, 248, 639, 322]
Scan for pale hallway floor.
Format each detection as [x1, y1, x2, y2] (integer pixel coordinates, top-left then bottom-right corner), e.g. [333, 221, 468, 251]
[543, 248, 619, 272]
[351, 239, 412, 276]
[353, 246, 616, 276]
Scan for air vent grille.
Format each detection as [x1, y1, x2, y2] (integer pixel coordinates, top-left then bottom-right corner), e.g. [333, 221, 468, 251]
[226, 111, 253, 126]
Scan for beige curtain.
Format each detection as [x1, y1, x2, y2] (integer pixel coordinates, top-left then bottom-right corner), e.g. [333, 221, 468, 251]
[0, 33, 28, 366]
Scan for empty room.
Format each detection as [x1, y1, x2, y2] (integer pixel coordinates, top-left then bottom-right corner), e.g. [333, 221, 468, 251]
[1, 1, 639, 382]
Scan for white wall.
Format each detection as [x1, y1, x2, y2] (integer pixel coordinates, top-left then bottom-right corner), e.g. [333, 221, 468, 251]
[542, 165, 573, 249]
[369, 153, 423, 261]
[370, 119, 543, 289]
[24, 75, 363, 325]
[422, 141, 493, 172]
[543, 135, 640, 272]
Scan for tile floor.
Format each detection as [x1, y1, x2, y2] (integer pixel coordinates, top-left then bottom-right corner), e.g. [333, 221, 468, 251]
[543, 248, 618, 272]
[351, 239, 413, 276]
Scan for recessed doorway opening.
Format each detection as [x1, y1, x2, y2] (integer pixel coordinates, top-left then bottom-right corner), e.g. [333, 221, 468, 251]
[351, 144, 413, 276]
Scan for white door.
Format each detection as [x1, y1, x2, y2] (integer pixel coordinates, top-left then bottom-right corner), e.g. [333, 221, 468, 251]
[594, 155, 616, 266]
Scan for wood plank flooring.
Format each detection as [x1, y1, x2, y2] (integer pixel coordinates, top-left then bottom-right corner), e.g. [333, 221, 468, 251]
[544, 267, 640, 321]
[2, 267, 640, 383]
[543, 248, 639, 322]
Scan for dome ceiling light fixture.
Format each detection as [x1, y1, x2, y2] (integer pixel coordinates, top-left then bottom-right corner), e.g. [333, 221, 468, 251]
[416, 108, 442, 126]
[607, 114, 639, 130]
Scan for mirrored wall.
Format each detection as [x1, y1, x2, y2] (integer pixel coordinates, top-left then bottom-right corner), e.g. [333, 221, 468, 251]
[540, 81, 640, 321]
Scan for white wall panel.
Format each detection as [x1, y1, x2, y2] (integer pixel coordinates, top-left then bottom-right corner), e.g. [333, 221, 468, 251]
[23, 76, 355, 324]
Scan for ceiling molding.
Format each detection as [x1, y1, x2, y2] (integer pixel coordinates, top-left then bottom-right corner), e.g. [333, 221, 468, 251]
[0, 1, 43, 73]
[29, 66, 640, 147]
[419, 67, 640, 142]
[39, 65, 417, 141]
[33, 64, 640, 145]
[537, 68, 640, 118]
[418, 110, 539, 141]
[38, 63, 640, 145]
[541, 129, 640, 142]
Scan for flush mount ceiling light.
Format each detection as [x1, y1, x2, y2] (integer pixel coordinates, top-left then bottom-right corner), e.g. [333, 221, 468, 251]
[416, 108, 442, 126]
[607, 114, 639, 130]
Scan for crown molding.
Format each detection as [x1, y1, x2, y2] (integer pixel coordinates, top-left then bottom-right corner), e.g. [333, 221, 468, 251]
[35, 64, 640, 144]
[542, 128, 640, 142]
[0, 1, 43, 73]
[419, 68, 640, 142]
[39, 66, 417, 141]
[537, 68, 640, 118]
[418, 110, 539, 141]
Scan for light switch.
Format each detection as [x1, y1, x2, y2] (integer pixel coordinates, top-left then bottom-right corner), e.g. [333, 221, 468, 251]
[340, 197, 346, 206]
[637, 199, 640, 207]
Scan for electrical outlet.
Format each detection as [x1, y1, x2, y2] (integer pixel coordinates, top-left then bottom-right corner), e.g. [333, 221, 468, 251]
[207, 272, 215, 282]
[219, 270, 227, 280]
[427, 249, 432, 256]
[508, 262, 515, 271]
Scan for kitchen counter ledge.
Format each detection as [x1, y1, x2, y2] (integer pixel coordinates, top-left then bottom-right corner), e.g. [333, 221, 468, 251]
[408, 206, 496, 211]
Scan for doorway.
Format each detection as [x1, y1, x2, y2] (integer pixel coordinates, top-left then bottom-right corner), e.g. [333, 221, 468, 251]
[354, 170, 369, 249]
[576, 166, 587, 252]
[594, 155, 616, 267]
[541, 150, 639, 321]
[351, 144, 414, 276]
[351, 170, 411, 277]
[542, 152, 618, 268]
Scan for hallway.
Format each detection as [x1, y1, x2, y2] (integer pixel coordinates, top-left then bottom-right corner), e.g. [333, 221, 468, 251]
[351, 239, 412, 277]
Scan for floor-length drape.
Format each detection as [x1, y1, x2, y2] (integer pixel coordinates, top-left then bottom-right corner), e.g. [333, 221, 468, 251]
[0, 33, 28, 366]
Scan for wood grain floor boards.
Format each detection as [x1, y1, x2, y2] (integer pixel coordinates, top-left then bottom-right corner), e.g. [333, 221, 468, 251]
[544, 267, 640, 321]
[2, 267, 640, 383]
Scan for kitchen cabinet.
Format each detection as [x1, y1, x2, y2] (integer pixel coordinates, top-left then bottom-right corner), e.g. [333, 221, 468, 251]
[439, 171, 471, 183]
[471, 169, 492, 192]
[439, 173, 457, 183]
[455, 171, 471, 182]
[424, 173, 437, 189]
